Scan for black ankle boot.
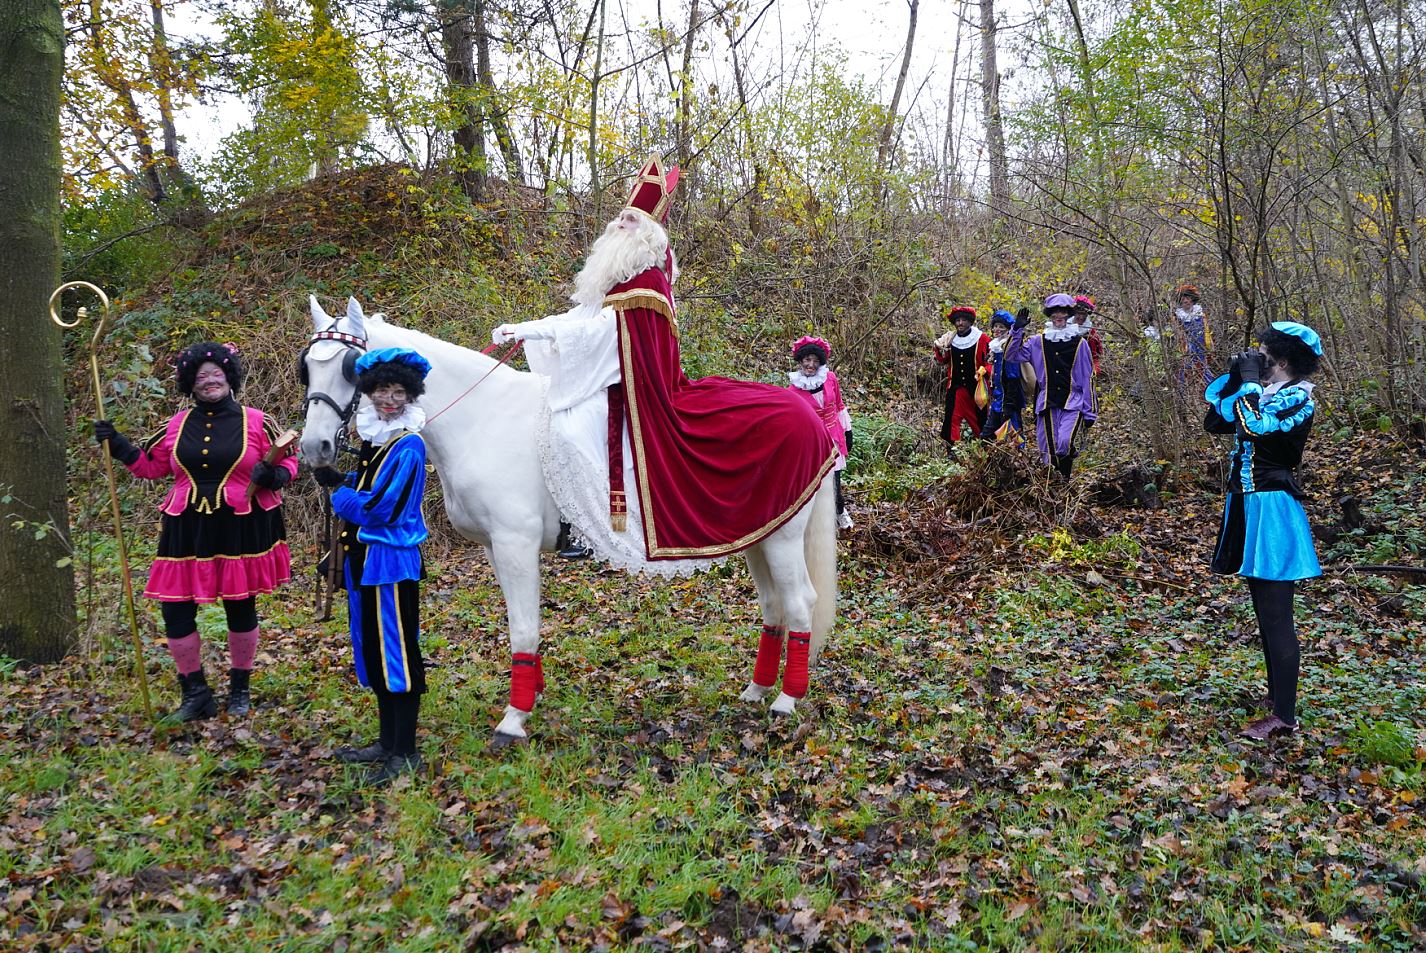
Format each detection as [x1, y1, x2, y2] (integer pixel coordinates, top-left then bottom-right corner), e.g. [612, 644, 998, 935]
[227, 668, 252, 717]
[172, 670, 217, 722]
[555, 521, 593, 559]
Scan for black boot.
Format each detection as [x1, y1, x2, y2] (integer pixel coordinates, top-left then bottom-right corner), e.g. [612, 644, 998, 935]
[368, 752, 423, 786]
[226, 668, 252, 717]
[336, 690, 393, 763]
[555, 521, 593, 559]
[171, 670, 217, 722]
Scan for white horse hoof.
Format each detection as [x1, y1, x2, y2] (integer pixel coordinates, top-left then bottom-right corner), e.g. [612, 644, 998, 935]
[739, 682, 776, 703]
[770, 693, 798, 715]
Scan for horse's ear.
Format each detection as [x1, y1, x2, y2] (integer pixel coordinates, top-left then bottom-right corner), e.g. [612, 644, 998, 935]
[310, 294, 330, 327]
[346, 297, 366, 322]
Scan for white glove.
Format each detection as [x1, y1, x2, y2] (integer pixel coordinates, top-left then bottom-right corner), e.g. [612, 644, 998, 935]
[491, 320, 553, 345]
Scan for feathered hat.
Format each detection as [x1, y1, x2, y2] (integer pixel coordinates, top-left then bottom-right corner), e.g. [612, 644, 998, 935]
[1176, 284, 1200, 301]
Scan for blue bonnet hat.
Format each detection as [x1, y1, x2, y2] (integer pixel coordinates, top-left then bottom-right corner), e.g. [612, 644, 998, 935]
[356, 347, 431, 378]
[1269, 321, 1323, 356]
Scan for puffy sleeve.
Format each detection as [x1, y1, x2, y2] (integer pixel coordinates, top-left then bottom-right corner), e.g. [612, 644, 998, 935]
[127, 419, 176, 480]
[332, 439, 426, 528]
[1231, 383, 1314, 437]
[1004, 327, 1032, 364]
[1203, 374, 1237, 434]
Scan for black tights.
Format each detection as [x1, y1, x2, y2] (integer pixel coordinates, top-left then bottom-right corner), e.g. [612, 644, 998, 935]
[1247, 578, 1299, 724]
[372, 687, 421, 756]
[160, 598, 258, 640]
[834, 470, 844, 515]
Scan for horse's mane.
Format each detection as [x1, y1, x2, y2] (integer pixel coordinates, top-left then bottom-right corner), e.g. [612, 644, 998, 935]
[367, 313, 513, 380]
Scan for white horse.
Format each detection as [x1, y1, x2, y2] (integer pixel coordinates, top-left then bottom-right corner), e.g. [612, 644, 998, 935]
[298, 296, 837, 745]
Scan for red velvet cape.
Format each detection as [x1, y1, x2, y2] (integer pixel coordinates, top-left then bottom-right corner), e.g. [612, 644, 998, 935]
[611, 268, 836, 559]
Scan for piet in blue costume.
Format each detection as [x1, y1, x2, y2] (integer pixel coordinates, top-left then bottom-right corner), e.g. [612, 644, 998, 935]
[980, 310, 1025, 441]
[313, 346, 432, 784]
[1202, 321, 1323, 740]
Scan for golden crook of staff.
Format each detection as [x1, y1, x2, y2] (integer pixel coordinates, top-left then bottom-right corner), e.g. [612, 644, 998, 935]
[49, 281, 155, 724]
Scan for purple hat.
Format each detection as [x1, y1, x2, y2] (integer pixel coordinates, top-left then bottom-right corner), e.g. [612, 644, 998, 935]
[1043, 293, 1075, 314]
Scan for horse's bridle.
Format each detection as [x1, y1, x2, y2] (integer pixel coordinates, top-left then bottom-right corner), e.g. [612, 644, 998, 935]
[300, 326, 367, 425]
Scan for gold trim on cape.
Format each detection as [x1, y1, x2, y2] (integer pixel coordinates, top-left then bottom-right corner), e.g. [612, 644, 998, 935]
[617, 312, 837, 559]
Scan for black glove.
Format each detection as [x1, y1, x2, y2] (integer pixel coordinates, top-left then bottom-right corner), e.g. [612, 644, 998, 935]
[844, 430, 853, 452]
[251, 460, 291, 490]
[1234, 350, 1265, 385]
[312, 466, 347, 488]
[1013, 308, 1031, 329]
[93, 420, 140, 465]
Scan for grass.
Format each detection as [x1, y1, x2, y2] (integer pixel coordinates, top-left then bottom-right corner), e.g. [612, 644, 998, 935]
[3, 535, 1424, 951]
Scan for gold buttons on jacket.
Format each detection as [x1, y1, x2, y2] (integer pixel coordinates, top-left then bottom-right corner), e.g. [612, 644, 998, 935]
[201, 449, 209, 455]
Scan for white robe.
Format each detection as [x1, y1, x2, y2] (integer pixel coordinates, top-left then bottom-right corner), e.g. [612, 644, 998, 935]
[524, 303, 717, 576]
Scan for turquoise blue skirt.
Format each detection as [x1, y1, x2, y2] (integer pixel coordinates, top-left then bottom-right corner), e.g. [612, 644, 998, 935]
[1211, 491, 1322, 581]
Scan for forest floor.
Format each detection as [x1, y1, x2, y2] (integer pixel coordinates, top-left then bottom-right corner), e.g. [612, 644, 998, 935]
[3, 393, 1424, 951]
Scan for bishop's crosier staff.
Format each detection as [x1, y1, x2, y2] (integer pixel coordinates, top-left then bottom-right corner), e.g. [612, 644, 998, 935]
[49, 280, 155, 723]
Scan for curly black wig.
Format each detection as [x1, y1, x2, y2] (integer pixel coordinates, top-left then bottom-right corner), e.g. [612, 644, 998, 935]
[1259, 327, 1321, 377]
[357, 361, 426, 400]
[175, 342, 245, 396]
[793, 342, 829, 365]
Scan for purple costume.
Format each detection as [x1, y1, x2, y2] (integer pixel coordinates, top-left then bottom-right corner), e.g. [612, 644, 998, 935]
[1005, 324, 1097, 472]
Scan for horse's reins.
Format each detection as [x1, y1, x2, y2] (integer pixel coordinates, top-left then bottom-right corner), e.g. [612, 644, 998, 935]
[425, 339, 524, 424]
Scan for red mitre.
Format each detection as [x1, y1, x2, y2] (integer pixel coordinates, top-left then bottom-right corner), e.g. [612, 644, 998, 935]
[627, 154, 680, 223]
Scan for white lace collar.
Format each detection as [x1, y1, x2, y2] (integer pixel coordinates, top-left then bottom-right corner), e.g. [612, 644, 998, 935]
[356, 402, 427, 445]
[788, 365, 829, 391]
[988, 335, 1008, 354]
[1044, 324, 1078, 343]
[950, 327, 983, 349]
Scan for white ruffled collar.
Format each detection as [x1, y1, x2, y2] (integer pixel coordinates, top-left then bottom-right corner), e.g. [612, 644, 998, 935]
[951, 327, 983, 349]
[1044, 324, 1078, 343]
[356, 402, 427, 445]
[788, 365, 829, 391]
[988, 335, 1008, 354]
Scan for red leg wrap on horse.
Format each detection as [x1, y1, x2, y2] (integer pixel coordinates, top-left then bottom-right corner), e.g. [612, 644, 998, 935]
[534, 656, 545, 695]
[782, 632, 811, 699]
[510, 653, 541, 712]
[752, 625, 785, 687]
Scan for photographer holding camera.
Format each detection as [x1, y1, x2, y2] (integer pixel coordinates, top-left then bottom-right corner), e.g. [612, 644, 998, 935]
[1204, 322, 1324, 740]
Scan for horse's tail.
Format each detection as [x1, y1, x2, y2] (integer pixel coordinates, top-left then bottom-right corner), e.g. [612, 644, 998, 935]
[806, 471, 838, 666]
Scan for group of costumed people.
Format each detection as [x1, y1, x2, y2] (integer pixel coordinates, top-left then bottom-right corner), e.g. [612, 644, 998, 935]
[89, 154, 1322, 768]
[93, 157, 845, 782]
[934, 293, 1100, 478]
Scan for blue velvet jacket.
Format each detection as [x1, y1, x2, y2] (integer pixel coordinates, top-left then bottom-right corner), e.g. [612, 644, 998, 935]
[1204, 374, 1315, 497]
[333, 431, 428, 584]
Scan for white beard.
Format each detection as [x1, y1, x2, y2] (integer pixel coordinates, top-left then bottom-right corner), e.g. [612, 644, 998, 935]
[572, 214, 668, 306]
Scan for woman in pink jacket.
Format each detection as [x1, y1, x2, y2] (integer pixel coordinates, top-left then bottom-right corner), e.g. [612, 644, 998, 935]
[94, 342, 297, 721]
[788, 336, 854, 529]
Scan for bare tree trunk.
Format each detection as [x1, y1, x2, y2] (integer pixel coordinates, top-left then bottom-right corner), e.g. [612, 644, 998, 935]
[588, 0, 607, 215]
[979, 0, 1009, 215]
[86, 0, 165, 205]
[876, 0, 919, 171]
[724, 9, 763, 235]
[440, 0, 486, 200]
[475, 0, 525, 185]
[308, 0, 343, 176]
[675, 0, 700, 167]
[0, 0, 79, 662]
